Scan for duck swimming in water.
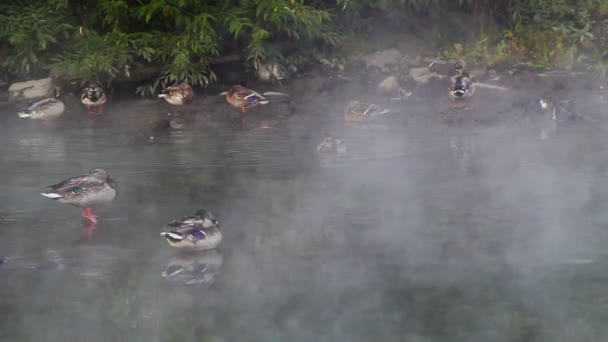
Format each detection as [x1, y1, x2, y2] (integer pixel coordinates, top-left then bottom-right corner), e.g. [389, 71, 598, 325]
[40, 168, 116, 223]
[81, 84, 107, 115]
[161, 209, 222, 251]
[344, 100, 391, 123]
[317, 136, 347, 156]
[449, 62, 474, 108]
[226, 85, 270, 113]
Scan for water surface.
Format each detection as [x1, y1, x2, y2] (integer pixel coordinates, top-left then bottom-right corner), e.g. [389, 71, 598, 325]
[1, 89, 608, 342]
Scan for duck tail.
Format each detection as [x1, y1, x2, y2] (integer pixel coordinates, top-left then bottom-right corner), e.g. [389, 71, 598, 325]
[17, 111, 32, 118]
[158, 94, 167, 99]
[40, 192, 62, 199]
[161, 231, 184, 242]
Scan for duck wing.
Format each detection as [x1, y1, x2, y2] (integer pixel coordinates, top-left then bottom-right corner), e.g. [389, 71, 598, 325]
[42, 175, 107, 199]
[30, 98, 61, 111]
[234, 87, 269, 103]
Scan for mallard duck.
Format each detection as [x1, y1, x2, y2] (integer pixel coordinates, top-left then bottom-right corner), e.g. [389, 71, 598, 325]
[317, 137, 347, 155]
[539, 98, 590, 122]
[17, 96, 65, 121]
[158, 83, 194, 105]
[161, 250, 223, 285]
[226, 85, 270, 113]
[81, 84, 107, 115]
[40, 168, 117, 223]
[449, 62, 475, 107]
[344, 100, 390, 123]
[161, 209, 222, 251]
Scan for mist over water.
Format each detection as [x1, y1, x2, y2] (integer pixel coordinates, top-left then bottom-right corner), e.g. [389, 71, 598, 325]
[1, 79, 608, 342]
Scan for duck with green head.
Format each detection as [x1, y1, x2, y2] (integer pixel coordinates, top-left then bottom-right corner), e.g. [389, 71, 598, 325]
[81, 84, 107, 115]
[161, 209, 222, 251]
[449, 62, 475, 108]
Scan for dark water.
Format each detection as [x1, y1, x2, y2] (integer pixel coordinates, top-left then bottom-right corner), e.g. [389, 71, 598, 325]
[1, 88, 608, 342]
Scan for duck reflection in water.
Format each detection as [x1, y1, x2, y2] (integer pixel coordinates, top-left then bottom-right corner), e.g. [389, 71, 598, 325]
[161, 250, 223, 286]
[82, 221, 97, 240]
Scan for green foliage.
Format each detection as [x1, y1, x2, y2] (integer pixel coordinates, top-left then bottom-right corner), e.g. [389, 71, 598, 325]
[2, 0, 608, 89]
[0, 0, 73, 76]
[1, 0, 341, 94]
[498, 0, 605, 69]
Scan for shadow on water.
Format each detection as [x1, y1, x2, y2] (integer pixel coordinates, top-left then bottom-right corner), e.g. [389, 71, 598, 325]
[2, 82, 608, 341]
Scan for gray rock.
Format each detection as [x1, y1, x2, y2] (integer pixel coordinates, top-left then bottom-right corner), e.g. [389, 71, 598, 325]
[423, 57, 437, 64]
[409, 67, 438, 84]
[377, 75, 400, 94]
[8, 77, 54, 101]
[409, 54, 423, 66]
[428, 60, 453, 75]
[256, 62, 284, 82]
[469, 66, 487, 80]
[362, 49, 403, 72]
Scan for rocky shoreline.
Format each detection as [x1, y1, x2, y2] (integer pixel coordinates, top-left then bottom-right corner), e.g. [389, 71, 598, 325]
[1, 46, 606, 129]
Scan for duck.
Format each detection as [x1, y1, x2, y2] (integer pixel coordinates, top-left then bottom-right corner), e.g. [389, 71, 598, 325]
[81, 84, 107, 115]
[40, 168, 117, 223]
[158, 83, 194, 105]
[317, 137, 347, 155]
[161, 209, 222, 251]
[449, 62, 475, 107]
[539, 98, 591, 122]
[344, 100, 390, 123]
[226, 85, 270, 113]
[17, 89, 65, 121]
[161, 250, 223, 285]
[129, 113, 184, 145]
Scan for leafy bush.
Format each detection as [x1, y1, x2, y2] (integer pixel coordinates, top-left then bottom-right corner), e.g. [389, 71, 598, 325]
[2, 0, 608, 90]
[1, 0, 341, 93]
[0, 0, 73, 76]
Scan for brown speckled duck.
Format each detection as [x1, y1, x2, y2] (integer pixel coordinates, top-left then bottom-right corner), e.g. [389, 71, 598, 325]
[344, 100, 390, 123]
[40, 168, 117, 223]
[159, 83, 194, 105]
[17, 89, 65, 121]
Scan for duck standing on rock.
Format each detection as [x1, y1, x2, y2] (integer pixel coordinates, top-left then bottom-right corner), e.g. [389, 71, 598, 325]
[449, 62, 475, 108]
[161, 209, 222, 251]
[81, 84, 107, 115]
[40, 168, 116, 223]
[158, 83, 194, 105]
[17, 89, 65, 122]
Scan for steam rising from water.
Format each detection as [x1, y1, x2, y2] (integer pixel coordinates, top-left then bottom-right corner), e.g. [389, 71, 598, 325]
[0, 77, 607, 341]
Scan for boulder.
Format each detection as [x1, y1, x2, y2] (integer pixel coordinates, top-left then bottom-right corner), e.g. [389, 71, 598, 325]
[428, 60, 454, 75]
[8, 77, 54, 102]
[377, 75, 400, 95]
[409, 67, 438, 84]
[256, 62, 285, 82]
[362, 49, 403, 72]
[408, 54, 423, 66]
[469, 66, 487, 80]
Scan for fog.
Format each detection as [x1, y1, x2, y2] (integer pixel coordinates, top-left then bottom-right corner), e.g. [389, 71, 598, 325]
[1, 56, 608, 342]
